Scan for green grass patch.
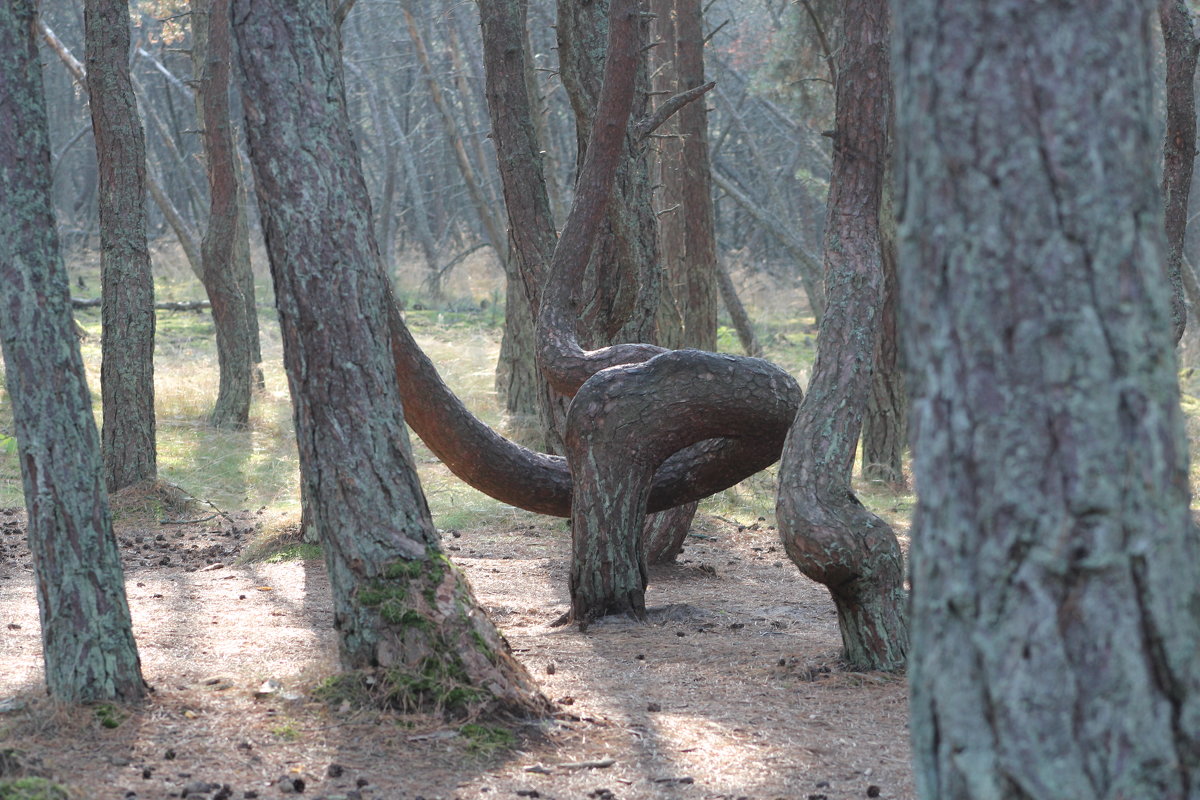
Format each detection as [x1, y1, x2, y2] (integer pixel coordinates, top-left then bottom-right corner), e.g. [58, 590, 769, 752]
[0, 778, 70, 800]
[459, 722, 515, 756]
[264, 542, 323, 563]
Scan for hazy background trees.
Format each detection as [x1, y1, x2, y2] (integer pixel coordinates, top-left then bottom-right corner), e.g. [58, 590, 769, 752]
[32, 0, 834, 336]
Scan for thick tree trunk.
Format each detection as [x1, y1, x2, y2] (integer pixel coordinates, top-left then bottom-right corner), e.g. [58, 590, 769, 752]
[895, 0, 1200, 795]
[85, 0, 157, 491]
[0, 0, 145, 703]
[235, 0, 548, 717]
[193, 0, 255, 429]
[775, 0, 908, 672]
[1161, 0, 1199, 345]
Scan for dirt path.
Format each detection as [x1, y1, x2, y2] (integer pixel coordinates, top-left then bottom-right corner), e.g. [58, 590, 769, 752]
[0, 501, 913, 800]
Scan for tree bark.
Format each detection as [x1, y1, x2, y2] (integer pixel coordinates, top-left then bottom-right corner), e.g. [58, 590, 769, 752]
[674, 0, 719, 352]
[0, 0, 145, 702]
[861, 169, 906, 486]
[193, 0, 255, 429]
[1161, 0, 1199, 345]
[775, 0, 908, 672]
[234, 0, 548, 717]
[895, 0, 1200, 795]
[85, 0, 157, 491]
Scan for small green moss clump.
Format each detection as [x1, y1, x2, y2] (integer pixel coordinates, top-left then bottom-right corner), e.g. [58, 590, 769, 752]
[311, 655, 491, 717]
[92, 703, 124, 729]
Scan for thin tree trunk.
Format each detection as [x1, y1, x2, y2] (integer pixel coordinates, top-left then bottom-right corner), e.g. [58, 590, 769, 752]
[715, 263, 763, 356]
[896, 0, 1200, 795]
[674, 0, 719, 352]
[85, 0, 157, 491]
[1161, 0, 1199, 344]
[0, 0, 145, 702]
[861, 166, 906, 486]
[235, 0, 548, 716]
[775, 0, 907, 672]
[193, 0, 254, 429]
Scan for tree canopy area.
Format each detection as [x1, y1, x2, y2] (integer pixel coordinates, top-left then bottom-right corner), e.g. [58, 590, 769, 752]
[1, 0, 1200, 797]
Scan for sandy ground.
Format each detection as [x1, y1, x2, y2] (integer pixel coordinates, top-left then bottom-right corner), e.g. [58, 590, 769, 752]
[0, 496, 913, 800]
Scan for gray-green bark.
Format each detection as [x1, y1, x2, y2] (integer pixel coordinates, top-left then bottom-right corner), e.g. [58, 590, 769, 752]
[0, 0, 145, 703]
[85, 0, 157, 491]
[234, 0, 547, 716]
[776, 0, 907, 672]
[894, 0, 1200, 795]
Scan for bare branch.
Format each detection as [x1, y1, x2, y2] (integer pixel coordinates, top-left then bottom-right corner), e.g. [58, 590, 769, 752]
[635, 80, 716, 140]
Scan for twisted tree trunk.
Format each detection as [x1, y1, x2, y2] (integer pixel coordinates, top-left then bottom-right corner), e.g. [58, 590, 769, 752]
[775, 0, 908, 672]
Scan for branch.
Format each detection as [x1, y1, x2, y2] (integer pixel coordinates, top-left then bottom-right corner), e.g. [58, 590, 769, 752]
[636, 80, 716, 140]
[333, 0, 358, 27]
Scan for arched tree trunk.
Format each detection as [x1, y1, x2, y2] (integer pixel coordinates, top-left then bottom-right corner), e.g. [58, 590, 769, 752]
[896, 0, 1200, 794]
[0, 0, 145, 702]
[775, 0, 908, 672]
[85, 0, 157, 491]
[235, 0, 548, 717]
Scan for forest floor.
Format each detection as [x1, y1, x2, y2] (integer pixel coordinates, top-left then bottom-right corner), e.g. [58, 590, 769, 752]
[0, 482, 913, 800]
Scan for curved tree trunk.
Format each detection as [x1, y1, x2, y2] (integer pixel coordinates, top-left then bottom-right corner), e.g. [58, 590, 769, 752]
[0, 0, 145, 702]
[235, 0, 548, 717]
[896, 0, 1200, 795]
[775, 0, 908, 672]
[85, 0, 157, 491]
[1160, 0, 1199, 345]
[193, 0, 255, 429]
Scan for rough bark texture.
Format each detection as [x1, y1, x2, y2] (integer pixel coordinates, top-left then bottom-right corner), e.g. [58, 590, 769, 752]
[775, 0, 908, 672]
[1161, 0, 1199, 345]
[193, 0, 255, 429]
[234, 0, 547, 716]
[0, 0, 145, 703]
[862, 172, 906, 486]
[85, 0, 157, 491]
[894, 1, 1200, 796]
